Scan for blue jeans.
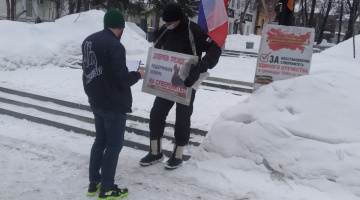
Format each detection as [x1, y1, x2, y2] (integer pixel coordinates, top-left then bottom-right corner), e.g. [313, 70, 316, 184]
[89, 106, 126, 191]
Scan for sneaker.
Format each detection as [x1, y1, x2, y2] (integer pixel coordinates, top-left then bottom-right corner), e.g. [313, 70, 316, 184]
[139, 152, 164, 166]
[98, 185, 129, 200]
[164, 156, 183, 169]
[87, 182, 101, 196]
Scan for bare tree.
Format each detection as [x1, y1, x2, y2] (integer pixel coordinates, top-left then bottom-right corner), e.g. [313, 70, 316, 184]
[299, 0, 309, 27]
[304, 0, 308, 26]
[69, 0, 76, 14]
[343, 0, 360, 41]
[56, 0, 61, 19]
[337, 0, 344, 43]
[76, 0, 82, 13]
[84, 0, 90, 11]
[239, 0, 251, 35]
[5, 0, 10, 20]
[309, 0, 316, 27]
[296, 0, 316, 27]
[317, 0, 333, 44]
[10, 0, 15, 21]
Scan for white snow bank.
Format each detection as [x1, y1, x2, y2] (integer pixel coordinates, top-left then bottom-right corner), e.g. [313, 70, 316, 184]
[321, 35, 360, 59]
[225, 34, 261, 52]
[0, 10, 151, 70]
[188, 35, 360, 199]
[127, 22, 147, 39]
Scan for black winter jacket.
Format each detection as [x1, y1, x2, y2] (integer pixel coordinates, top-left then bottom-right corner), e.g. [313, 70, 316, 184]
[82, 29, 141, 113]
[154, 17, 221, 70]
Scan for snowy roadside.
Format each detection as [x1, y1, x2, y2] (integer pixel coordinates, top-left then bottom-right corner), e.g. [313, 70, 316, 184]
[0, 114, 233, 200]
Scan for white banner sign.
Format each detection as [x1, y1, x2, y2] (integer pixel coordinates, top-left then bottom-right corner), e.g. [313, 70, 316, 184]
[254, 24, 315, 90]
[142, 47, 198, 106]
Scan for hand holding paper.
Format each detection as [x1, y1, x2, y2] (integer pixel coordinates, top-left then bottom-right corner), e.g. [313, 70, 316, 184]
[179, 57, 209, 90]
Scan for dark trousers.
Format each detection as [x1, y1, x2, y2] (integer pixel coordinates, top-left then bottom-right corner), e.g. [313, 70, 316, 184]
[149, 89, 196, 146]
[89, 106, 126, 191]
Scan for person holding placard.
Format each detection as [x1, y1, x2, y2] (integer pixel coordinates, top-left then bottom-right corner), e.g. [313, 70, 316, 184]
[139, 3, 221, 169]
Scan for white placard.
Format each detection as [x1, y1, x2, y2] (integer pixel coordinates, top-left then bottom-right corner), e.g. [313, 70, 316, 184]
[142, 47, 198, 106]
[254, 25, 315, 90]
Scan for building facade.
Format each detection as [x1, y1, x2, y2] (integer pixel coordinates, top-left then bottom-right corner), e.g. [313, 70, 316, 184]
[228, 0, 257, 35]
[254, 0, 277, 35]
[1, 0, 59, 22]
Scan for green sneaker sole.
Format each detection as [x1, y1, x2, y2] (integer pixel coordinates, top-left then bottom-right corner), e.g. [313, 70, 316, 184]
[87, 183, 101, 196]
[87, 191, 98, 196]
[97, 191, 129, 200]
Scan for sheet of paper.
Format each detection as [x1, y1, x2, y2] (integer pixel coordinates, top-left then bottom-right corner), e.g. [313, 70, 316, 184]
[126, 59, 140, 72]
[179, 57, 209, 91]
[191, 72, 210, 91]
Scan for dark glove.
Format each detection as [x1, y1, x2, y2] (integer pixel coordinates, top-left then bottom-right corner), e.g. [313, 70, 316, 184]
[184, 63, 201, 87]
[199, 60, 209, 73]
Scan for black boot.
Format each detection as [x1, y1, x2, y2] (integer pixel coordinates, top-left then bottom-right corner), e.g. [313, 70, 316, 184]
[165, 145, 184, 169]
[139, 139, 164, 166]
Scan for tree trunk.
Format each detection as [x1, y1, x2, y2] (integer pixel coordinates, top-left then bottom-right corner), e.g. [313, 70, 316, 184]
[239, 0, 251, 35]
[304, 0, 308, 27]
[343, 0, 359, 41]
[10, 0, 15, 21]
[5, 0, 10, 20]
[301, 0, 306, 26]
[317, 0, 332, 45]
[56, 0, 61, 19]
[309, 0, 316, 27]
[84, 0, 90, 11]
[69, 0, 76, 14]
[76, 0, 82, 13]
[337, 0, 343, 44]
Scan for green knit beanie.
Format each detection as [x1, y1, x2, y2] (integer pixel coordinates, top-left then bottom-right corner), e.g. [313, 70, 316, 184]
[104, 9, 125, 29]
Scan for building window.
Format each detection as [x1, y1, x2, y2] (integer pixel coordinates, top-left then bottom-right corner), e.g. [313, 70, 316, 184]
[231, 0, 235, 8]
[26, 0, 33, 17]
[237, 0, 240, 9]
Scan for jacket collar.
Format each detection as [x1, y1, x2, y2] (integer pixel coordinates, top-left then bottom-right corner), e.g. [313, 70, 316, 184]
[103, 28, 118, 39]
[172, 16, 189, 33]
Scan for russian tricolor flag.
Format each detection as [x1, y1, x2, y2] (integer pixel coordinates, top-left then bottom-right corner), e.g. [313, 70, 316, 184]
[198, 0, 229, 47]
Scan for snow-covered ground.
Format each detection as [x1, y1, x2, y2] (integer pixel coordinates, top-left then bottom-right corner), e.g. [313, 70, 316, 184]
[1, 10, 360, 200]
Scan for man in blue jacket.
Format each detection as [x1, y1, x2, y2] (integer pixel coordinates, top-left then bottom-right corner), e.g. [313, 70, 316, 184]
[82, 9, 144, 200]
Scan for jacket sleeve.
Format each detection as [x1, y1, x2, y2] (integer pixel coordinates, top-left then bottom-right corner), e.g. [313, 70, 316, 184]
[192, 23, 222, 69]
[109, 43, 141, 88]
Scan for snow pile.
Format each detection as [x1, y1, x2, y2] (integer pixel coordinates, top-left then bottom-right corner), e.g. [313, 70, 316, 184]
[321, 35, 360, 59]
[187, 36, 360, 199]
[225, 34, 261, 52]
[126, 22, 147, 39]
[0, 10, 150, 70]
